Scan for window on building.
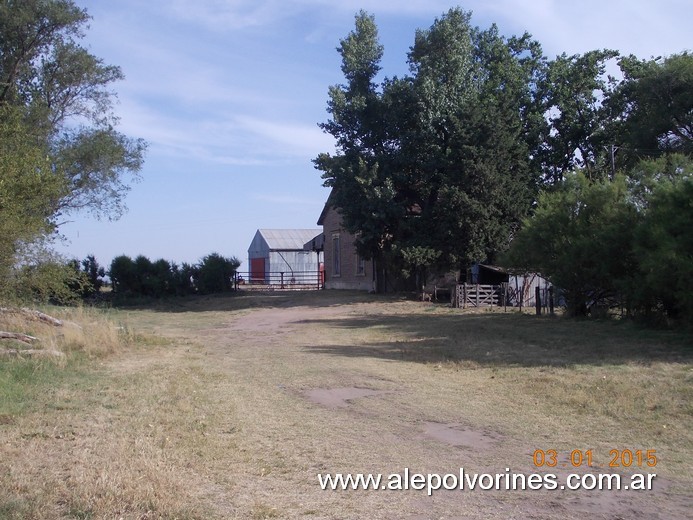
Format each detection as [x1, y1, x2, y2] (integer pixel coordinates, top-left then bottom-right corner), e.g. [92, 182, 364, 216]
[356, 254, 365, 275]
[332, 234, 341, 276]
[354, 231, 365, 276]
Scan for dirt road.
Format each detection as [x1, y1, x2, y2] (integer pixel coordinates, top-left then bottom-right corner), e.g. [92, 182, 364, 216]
[121, 292, 688, 519]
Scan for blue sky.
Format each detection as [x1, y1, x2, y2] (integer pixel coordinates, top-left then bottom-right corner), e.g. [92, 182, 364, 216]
[56, 0, 692, 270]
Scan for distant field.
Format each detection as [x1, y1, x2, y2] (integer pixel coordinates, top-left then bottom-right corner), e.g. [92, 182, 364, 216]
[1, 291, 691, 519]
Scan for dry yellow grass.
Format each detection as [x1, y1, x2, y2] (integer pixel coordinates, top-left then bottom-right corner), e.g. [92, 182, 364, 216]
[1, 292, 691, 519]
[0, 305, 131, 359]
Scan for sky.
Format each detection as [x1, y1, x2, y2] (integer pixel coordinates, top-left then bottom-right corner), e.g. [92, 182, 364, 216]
[55, 0, 692, 270]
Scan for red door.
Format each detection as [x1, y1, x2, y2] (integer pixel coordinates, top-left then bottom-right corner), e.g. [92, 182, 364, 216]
[250, 258, 265, 283]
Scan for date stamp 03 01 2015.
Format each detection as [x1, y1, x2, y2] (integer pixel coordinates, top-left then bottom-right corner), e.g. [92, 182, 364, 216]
[532, 449, 658, 469]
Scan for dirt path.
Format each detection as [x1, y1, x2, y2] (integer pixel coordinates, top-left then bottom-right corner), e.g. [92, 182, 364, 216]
[130, 295, 689, 519]
[3, 293, 689, 518]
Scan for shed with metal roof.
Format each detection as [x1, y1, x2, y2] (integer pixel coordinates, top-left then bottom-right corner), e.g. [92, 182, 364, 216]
[247, 229, 322, 285]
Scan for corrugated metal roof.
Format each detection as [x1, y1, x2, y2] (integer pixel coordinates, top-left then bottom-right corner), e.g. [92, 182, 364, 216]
[258, 229, 322, 251]
[304, 232, 324, 251]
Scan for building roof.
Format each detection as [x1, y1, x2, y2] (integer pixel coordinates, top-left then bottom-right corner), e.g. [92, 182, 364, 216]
[303, 232, 324, 252]
[317, 189, 334, 226]
[257, 229, 323, 251]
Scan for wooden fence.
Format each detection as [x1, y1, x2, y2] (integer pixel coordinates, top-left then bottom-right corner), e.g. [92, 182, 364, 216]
[454, 283, 508, 308]
[453, 282, 556, 314]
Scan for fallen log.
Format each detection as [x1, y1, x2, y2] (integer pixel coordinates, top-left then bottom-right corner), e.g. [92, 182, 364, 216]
[0, 307, 63, 327]
[0, 331, 39, 344]
[20, 308, 63, 326]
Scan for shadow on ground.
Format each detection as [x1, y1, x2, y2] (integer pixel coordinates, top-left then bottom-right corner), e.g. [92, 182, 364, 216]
[299, 313, 692, 368]
[108, 290, 392, 313]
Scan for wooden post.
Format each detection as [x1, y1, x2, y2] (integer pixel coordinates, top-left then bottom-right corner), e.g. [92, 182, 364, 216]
[549, 286, 555, 315]
[535, 286, 541, 315]
[280, 272, 284, 289]
[476, 283, 479, 307]
[516, 276, 521, 312]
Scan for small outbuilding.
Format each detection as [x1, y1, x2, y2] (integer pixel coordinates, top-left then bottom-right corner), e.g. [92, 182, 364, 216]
[247, 229, 323, 285]
[467, 264, 510, 285]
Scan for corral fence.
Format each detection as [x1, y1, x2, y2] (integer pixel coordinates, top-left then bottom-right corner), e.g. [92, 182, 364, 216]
[233, 270, 323, 291]
[453, 282, 556, 314]
[453, 283, 507, 308]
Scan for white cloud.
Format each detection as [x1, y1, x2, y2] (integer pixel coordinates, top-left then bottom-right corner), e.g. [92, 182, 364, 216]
[167, 0, 299, 30]
[90, 0, 690, 172]
[301, 0, 458, 16]
[471, 0, 691, 58]
[235, 115, 335, 157]
[113, 91, 334, 166]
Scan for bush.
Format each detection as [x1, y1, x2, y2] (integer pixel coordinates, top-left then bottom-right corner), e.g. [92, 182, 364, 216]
[503, 172, 638, 316]
[196, 253, 240, 295]
[503, 156, 692, 325]
[634, 174, 693, 324]
[109, 252, 240, 298]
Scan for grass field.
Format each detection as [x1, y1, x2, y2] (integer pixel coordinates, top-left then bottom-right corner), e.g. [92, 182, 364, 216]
[0, 291, 691, 519]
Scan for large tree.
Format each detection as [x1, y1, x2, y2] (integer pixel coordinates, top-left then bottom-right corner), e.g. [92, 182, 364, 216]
[402, 15, 545, 269]
[503, 154, 692, 323]
[0, 0, 145, 299]
[502, 172, 639, 316]
[315, 9, 545, 286]
[631, 155, 693, 323]
[313, 11, 399, 290]
[0, 0, 146, 224]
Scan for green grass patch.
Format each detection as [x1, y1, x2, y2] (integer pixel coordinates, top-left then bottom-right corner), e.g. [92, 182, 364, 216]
[0, 357, 93, 417]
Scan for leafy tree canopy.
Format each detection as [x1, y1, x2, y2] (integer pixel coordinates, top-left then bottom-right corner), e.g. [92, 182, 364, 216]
[632, 156, 693, 322]
[0, 0, 146, 222]
[608, 52, 693, 166]
[0, 0, 146, 299]
[315, 8, 691, 308]
[316, 8, 547, 281]
[502, 172, 639, 316]
[0, 106, 65, 293]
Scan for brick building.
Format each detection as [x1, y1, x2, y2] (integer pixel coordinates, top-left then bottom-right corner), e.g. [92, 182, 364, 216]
[317, 196, 374, 291]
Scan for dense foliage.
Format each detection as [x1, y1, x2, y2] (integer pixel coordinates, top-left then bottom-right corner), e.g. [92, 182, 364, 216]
[109, 253, 240, 298]
[0, 107, 65, 294]
[503, 173, 639, 316]
[504, 156, 692, 323]
[316, 9, 691, 324]
[0, 0, 145, 301]
[315, 9, 546, 288]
